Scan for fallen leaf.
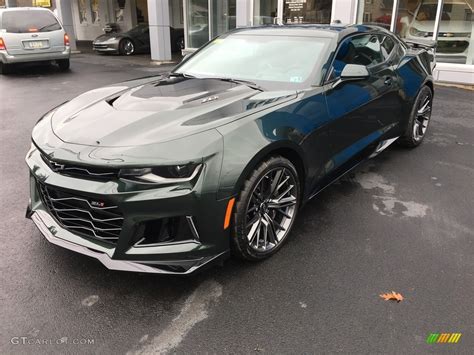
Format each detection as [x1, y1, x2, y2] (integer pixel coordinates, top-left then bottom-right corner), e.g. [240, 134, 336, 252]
[380, 291, 404, 302]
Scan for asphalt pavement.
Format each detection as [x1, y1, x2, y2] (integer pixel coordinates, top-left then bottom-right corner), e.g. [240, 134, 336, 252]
[0, 55, 473, 354]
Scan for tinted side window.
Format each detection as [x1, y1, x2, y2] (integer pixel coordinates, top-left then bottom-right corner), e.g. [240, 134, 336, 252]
[329, 34, 384, 80]
[2, 10, 61, 33]
[380, 35, 396, 60]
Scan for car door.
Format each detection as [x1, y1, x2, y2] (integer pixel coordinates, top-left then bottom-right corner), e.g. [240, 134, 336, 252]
[138, 27, 151, 52]
[323, 34, 400, 174]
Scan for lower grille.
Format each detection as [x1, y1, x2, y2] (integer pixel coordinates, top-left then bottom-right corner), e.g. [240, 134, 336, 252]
[437, 40, 469, 54]
[37, 183, 123, 244]
[93, 44, 110, 49]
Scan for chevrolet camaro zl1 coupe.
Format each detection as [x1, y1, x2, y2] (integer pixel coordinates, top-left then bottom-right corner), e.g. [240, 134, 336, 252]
[26, 25, 435, 274]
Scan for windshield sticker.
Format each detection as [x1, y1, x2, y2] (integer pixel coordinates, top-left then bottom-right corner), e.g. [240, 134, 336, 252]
[290, 76, 303, 83]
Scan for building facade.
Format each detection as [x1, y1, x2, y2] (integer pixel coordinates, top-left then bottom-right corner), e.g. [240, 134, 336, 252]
[1, 0, 473, 84]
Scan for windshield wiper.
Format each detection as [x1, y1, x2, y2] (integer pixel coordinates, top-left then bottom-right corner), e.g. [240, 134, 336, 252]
[167, 72, 196, 79]
[37, 23, 59, 32]
[167, 73, 263, 91]
[205, 77, 264, 91]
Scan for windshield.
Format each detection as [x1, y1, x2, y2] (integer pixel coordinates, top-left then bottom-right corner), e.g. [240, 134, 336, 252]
[127, 24, 149, 35]
[416, 2, 473, 21]
[2, 10, 61, 33]
[175, 34, 332, 89]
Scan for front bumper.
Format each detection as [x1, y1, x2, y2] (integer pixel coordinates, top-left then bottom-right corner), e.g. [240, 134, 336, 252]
[0, 48, 70, 64]
[92, 42, 119, 53]
[26, 144, 231, 275]
[30, 210, 227, 274]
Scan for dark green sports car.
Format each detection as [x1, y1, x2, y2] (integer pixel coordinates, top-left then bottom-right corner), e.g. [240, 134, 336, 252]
[26, 25, 435, 274]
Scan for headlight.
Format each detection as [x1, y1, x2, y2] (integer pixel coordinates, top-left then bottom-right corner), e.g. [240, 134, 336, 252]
[119, 163, 202, 184]
[409, 27, 430, 37]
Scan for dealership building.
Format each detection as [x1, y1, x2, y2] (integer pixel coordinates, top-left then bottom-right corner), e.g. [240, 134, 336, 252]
[1, 0, 473, 84]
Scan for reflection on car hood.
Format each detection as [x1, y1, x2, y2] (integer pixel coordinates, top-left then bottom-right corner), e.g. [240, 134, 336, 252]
[50, 76, 297, 147]
[93, 33, 124, 42]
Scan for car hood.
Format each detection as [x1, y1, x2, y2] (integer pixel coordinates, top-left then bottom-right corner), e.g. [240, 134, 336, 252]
[93, 33, 124, 42]
[50, 76, 297, 147]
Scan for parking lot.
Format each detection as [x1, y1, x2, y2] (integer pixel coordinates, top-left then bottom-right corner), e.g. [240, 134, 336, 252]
[1, 55, 473, 354]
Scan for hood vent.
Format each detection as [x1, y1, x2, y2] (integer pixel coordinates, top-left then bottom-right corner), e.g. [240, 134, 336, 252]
[105, 95, 121, 108]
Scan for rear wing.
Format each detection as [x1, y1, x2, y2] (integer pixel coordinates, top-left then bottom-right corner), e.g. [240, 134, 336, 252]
[403, 39, 437, 72]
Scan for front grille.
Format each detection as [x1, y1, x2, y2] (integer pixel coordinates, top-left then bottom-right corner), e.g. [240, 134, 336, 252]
[41, 154, 118, 181]
[37, 183, 123, 244]
[437, 40, 470, 54]
[93, 44, 109, 49]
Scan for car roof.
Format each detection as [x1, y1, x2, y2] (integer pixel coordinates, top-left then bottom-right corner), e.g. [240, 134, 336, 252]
[228, 24, 392, 43]
[0, 7, 54, 13]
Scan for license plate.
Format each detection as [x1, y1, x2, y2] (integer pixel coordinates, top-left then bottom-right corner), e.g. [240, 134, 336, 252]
[25, 40, 48, 49]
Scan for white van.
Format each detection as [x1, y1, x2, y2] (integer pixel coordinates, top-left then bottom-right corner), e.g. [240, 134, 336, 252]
[0, 7, 71, 74]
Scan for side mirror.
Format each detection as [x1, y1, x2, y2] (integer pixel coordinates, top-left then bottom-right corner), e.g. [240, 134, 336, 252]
[340, 64, 369, 79]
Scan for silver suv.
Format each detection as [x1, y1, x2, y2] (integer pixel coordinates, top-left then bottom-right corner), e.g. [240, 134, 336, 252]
[0, 7, 70, 74]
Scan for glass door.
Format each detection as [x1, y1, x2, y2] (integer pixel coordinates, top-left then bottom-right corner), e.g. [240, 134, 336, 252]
[252, 0, 279, 25]
[211, 0, 236, 38]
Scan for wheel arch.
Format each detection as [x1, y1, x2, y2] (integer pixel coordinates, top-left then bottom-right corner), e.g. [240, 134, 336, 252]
[231, 141, 307, 199]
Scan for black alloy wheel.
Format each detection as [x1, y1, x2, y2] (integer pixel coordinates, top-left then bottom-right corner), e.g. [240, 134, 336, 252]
[119, 39, 135, 56]
[232, 156, 300, 260]
[399, 85, 433, 147]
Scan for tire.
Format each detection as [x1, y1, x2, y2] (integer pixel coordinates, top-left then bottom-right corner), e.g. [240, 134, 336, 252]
[57, 59, 70, 71]
[0, 62, 11, 74]
[119, 39, 135, 56]
[398, 85, 433, 147]
[232, 156, 301, 261]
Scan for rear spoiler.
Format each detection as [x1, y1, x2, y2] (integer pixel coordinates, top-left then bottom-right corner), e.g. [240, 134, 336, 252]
[404, 40, 437, 72]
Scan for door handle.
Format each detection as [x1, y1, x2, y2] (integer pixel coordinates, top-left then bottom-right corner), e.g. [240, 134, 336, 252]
[384, 77, 392, 86]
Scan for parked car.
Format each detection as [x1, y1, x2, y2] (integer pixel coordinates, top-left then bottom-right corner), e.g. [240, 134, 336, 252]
[0, 7, 71, 74]
[92, 24, 184, 55]
[26, 25, 434, 274]
[406, 0, 473, 64]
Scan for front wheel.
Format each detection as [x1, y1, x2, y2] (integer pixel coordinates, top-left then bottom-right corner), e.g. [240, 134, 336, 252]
[398, 86, 433, 147]
[119, 39, 135, 56]
[232, 156, 300, 260]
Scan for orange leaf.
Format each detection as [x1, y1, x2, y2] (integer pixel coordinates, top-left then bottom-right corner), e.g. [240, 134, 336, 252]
[380, 291, 404, 302]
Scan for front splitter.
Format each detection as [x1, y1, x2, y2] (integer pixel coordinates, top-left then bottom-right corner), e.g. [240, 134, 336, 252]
[31, 210, 226, 275]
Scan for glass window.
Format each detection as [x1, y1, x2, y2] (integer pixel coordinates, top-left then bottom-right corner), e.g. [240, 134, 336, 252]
[380, 35, 396, 59]
[186, 0, 210, 48]
[398, 0, 473, 65]
[115, 0, 126, 23]
[91, 0, 100, 24]
[211, 0, 236, 38]
[2, 10, 61, 33]
[358, 0, 394, 29]
[253, 0, 278, 25]
[78, 0, 88, 24]
[330, 34, 384, 79]
[284, 0, 332, 24]
[176, 34, 332, 89]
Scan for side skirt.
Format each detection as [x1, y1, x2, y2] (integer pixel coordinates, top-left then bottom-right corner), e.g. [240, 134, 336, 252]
[306, 136, 400, 202]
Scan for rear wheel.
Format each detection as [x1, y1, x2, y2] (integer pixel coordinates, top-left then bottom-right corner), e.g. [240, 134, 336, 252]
[232, 156, 300, 260]
[56, 59, 70, 71]
[119, 39, 135, 56]
[0, 62, 11, 74]
[398, 86, 433, 147]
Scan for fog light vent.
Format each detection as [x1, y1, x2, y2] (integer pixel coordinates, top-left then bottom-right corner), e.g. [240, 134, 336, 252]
[134, 216, 199, 246]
